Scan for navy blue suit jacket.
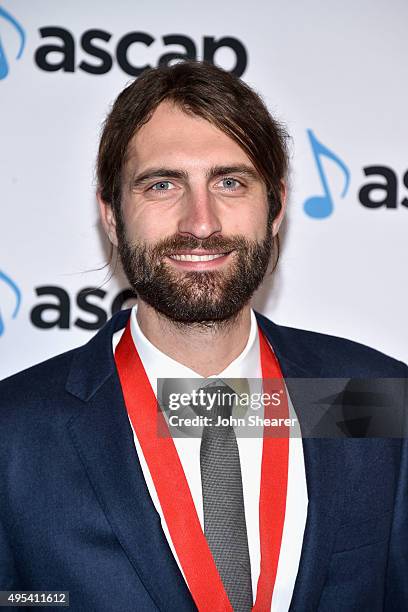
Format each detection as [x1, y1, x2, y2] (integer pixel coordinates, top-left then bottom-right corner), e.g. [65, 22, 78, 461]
[0, 309, 407, 611]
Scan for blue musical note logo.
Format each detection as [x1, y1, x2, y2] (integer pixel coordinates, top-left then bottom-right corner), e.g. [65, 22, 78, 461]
[0, 6, 25, 80]
[0, 270, 21, 336]
[304, 129, 350, 219]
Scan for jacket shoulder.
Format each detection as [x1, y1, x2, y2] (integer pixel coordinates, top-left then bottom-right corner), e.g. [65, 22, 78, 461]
[256, 311, 407, 377]
[0, 346, 80, 406]
[0, 309, 128, 408]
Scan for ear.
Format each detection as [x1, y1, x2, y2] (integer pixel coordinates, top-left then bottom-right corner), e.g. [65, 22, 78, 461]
[272, 180, 287, 237]
[97, 191, 118, 247]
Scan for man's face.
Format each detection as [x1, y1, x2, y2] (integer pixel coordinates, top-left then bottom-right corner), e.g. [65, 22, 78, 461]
[102, 101, 284, 325]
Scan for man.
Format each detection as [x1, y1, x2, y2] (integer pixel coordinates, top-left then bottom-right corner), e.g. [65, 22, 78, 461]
[0, 61, 407, 611]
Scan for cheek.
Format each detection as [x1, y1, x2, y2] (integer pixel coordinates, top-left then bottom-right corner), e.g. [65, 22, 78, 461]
[227, 200, 269, 240]
[121, 198, 179, 243]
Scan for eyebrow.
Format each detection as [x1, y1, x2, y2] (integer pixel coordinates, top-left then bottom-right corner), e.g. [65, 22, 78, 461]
[130, 164, 260, 188]
[207, 165, 260, 181]
[131, 168, 188, 188]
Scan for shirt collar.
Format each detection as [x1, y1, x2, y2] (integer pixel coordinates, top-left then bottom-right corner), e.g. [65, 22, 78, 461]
[129, 304, 261, 389]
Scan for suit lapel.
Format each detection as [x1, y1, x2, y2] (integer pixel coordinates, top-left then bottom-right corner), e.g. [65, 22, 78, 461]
[255, 312, 345, 610]
[65, 310, 196, 612]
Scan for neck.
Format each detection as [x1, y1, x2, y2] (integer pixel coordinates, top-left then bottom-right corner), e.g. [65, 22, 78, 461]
[136, 300, 252, 377]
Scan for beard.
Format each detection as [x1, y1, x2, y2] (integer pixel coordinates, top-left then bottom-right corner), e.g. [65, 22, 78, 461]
[115, 213, 274, 327]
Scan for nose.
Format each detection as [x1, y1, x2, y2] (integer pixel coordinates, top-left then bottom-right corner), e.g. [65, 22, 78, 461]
[177, 186, 222, 239]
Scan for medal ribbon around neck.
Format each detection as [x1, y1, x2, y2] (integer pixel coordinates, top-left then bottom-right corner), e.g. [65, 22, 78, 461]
[115, 319, 289, 611]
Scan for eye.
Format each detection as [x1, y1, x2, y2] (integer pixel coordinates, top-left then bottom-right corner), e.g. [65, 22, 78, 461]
[150, 181, 175, 191]
[217, 177, 242, 190]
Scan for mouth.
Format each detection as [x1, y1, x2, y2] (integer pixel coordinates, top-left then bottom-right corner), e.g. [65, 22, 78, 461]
[166, 250, 233, 268]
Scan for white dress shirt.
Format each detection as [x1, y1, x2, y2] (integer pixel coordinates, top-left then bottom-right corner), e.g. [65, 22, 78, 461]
[113, 305, 308, 611]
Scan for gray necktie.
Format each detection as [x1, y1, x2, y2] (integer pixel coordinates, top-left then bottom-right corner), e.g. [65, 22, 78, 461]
[199, 380, 253, 611]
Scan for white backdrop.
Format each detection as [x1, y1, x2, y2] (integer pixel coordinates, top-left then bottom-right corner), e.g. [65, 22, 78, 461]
[1, 0, 407, 380]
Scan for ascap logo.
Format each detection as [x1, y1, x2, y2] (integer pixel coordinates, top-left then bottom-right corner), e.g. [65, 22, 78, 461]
[33, 28, 247, 77]
[304, 130, 408, 218]
[0, 8, 247, 79]
[0, 270, 21, 336]
[0, 6, 25, 79]
[1, 278, 135, 336]
[29, 286, 136, 330]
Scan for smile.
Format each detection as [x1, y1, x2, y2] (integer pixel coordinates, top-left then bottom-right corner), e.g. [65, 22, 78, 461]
[166, 250, 233, 270]
[169, 253, 228, 262]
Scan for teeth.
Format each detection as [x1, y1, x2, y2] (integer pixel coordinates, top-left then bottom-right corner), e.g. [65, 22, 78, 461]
[170, 253, 227, 262]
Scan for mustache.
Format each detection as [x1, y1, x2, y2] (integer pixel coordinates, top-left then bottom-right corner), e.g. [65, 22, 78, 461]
[148, 234, 251, 256]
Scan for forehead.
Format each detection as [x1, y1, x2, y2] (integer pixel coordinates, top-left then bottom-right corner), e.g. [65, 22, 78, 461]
[124, 100, 255, 174]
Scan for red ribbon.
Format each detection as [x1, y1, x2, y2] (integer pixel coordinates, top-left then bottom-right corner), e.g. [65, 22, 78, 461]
[115, 320, 289, 611]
